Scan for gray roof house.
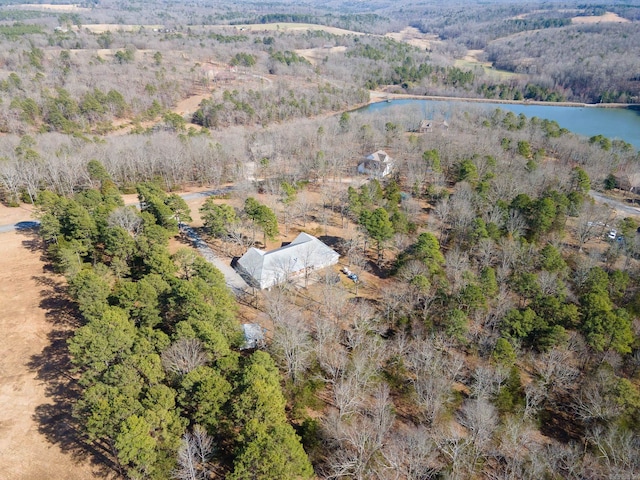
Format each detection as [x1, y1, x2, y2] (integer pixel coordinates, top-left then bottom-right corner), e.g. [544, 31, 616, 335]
[235, 232, 339, 289]
[418, 119, 449, 133]
[357, 150, 394, 178]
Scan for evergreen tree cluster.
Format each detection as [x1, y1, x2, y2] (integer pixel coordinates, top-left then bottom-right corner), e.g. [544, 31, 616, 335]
[36, 166, 312, 479]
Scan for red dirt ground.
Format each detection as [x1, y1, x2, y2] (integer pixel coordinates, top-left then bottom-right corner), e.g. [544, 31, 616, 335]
[0, 230, 115, 479]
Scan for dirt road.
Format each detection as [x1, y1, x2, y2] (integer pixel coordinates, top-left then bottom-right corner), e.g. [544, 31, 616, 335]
[590, 190, 640, 218]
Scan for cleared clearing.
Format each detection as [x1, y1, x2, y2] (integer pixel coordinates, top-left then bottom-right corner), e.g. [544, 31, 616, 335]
[294, 45, 347, 65]
[0, 230, 107, 479]
[12, 3, 91, 12]
[572, 12, 630, 24]
[384, 26, 440, 50]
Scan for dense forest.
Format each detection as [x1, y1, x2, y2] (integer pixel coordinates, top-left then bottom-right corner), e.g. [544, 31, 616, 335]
[1, 0, 640, 479]
[35, 178, 313, 478]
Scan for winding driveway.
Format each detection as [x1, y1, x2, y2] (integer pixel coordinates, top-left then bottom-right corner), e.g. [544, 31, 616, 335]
[589, 190, 640, 217]
[181, 224, 249, 295]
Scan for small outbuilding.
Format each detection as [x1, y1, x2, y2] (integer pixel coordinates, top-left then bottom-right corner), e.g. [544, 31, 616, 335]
[241, 323, 266, 350]
[235, 232, 339, 289]
[357, 150, 394, 178]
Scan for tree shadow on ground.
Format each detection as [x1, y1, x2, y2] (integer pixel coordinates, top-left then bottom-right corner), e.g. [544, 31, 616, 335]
[14, 222, 46, 254]
[27, 269, 118, 478]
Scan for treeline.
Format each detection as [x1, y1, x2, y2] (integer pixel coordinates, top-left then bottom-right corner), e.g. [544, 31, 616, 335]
[476, 82, 565, 102]
[0, 131, 242, 205]
[0, 23, 44, 38]
[226, 12, 390, 34]
[9, 85, 129, 133]
[191, 84, 368, 129]
[320, 35, 475, 92]
[0, 9, 54, 21]
[36, 175, 313, 479]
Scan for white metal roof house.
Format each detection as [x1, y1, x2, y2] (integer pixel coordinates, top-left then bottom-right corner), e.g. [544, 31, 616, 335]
[235, 232, 339, 289]
[357, 150, 394, 178]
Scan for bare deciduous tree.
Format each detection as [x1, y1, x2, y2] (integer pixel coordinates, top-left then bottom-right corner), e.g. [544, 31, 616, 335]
[382, 426, 439, 480]
[471, 365, 507, 400]
[504, 209, 526, 239]
[324, 384, 394, 479]
[270, 309, 313, 383]
[173, 425, 215, 480]
[161, 338, 208, 375]
[537, 270, 560, 296]
[108, 206, 143, 236]
[575, 202, 613, 251]
[445, 247, 470, 292]
[458, 397, 498, 472]
[530, 346, 580, 396]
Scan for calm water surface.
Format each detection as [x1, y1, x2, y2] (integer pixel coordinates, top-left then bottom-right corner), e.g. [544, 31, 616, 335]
[362, 99, 640, 150]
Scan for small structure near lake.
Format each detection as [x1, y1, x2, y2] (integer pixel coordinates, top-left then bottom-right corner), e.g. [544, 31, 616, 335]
[418, 119, 449, 133]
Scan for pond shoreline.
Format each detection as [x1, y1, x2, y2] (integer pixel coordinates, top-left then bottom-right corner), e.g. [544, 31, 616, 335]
[368, 91, 640, 109]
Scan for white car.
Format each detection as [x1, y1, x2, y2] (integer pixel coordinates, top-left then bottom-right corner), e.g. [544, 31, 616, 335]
[607, 229, 617, 240]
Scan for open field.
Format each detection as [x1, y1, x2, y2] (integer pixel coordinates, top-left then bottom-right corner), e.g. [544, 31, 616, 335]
[384, 26, 440, 50]
[454, 49, 521, 81]
[12, 3, 91, 13]
[294, 46, 347, 65]
[0, 231, 104, 480]
[208, 23, 366, 36]
[571, 12, 630, 24]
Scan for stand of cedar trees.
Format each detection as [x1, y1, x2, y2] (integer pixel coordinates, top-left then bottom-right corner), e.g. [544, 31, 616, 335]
[36, 170, 313, 480]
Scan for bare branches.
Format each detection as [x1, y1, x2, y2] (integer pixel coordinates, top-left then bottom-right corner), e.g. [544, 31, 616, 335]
[173, 425, 215, 480]
[270, 310, 313, 383]
[161, 338, 208, 375]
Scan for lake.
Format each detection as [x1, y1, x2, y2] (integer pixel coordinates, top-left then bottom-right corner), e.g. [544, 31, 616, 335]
[361, 99, 640, 150]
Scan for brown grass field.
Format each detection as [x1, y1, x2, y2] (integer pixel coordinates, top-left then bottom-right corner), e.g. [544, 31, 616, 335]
[571, 12, 630, 24]
[0, 230, 110, 479]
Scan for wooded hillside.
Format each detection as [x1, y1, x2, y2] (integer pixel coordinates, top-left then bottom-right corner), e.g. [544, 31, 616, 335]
[0, 1, 639, 479]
